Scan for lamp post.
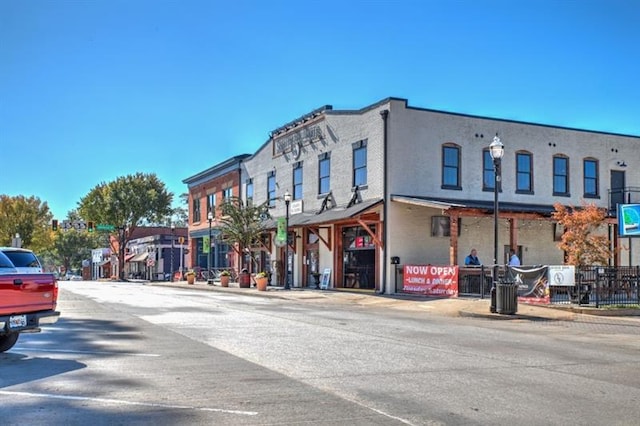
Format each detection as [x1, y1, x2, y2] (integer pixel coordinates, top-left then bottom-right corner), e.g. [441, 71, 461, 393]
[119, 226, 126, 281]
[207, 211, 213, 285]
[170, 223, 175, 282]
[489, 135, 504, 311]
[284, 190, 291, 290]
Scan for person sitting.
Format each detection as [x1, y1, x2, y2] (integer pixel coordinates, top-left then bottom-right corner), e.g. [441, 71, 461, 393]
[464, 249, 481, 266]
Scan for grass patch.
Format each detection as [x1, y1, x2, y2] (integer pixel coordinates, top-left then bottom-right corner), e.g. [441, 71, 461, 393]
[600, 304, 640, 310]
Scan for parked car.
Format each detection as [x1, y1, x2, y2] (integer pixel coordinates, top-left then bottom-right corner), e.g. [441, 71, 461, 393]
[0, 251, 18, 275]
[0, 247, 43, 273]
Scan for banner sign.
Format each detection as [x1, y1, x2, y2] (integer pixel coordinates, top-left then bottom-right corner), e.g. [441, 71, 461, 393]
[402, 265, 458, 297]
[276, 218, 286, 243]
[506, 266, 550, 304]
[203, 236, 210, 253]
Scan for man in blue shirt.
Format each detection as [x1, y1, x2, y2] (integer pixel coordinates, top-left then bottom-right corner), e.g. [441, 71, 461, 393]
[464, 249, 481, 266]
[508, 249, 521, 266]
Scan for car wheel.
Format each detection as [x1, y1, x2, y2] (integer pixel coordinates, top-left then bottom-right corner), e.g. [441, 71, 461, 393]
[0, 332, 19, 352]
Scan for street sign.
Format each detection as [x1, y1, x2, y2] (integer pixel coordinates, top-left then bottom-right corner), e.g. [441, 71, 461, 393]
[96, 224, 116, 231]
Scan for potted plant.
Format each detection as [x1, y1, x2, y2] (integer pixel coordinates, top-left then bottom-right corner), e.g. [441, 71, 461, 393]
[219, 270, 230, 287]
[185, 270, 196, 285]
[218, 196, 270, 287]
[255, 271, 268, 291]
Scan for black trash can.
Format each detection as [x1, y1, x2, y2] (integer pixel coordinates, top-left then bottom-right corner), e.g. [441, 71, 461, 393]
[496, 281, 518, 314]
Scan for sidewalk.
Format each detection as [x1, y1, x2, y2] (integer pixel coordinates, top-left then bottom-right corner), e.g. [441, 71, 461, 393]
[145, 279, 639, 321]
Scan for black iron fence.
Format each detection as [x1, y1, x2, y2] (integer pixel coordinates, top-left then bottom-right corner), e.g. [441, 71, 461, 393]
[458, 266, 496, 299]
[457, 265, 640, 307]
[551, 266, 640, 307]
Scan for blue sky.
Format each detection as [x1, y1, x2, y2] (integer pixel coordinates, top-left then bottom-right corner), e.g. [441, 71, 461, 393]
[1, 0, 639, 220]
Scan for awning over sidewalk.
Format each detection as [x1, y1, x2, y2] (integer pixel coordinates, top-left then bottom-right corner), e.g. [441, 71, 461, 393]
[391, 195, 465, 210]
[391, 194, 556, 215]
[263, 198, 383, 229]
[130, 252, 149, 262]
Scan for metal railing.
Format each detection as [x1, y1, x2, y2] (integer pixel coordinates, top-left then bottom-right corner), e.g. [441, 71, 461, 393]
[196, 267, 239, 282]
[458, 265, 639, 307]
[458, 266, 495, 298]
[551, 266, 640, 307]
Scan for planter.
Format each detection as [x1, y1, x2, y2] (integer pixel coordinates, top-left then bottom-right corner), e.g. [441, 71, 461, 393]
[186, 274, 195, 285]
[220, 275, 230, 287]
[256, 276, 268, 291]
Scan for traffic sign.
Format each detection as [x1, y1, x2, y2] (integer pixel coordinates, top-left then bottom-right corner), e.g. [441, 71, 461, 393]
[62, 220, 87, 230]
[96, 224, 116, 231]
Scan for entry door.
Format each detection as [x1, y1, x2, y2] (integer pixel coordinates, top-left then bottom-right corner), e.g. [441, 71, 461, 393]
[610, 170, 626, 212]
[306, 248, 319, 287]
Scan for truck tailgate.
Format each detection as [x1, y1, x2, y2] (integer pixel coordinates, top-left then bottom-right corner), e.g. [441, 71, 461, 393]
[0, 274, 58, 316]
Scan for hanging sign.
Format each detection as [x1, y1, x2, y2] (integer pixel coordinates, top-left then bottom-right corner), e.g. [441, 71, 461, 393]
[276, 218, 287, 243]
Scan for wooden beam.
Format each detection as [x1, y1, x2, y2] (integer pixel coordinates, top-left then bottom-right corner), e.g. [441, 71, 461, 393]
[356, 218, 383, 249]
[308, 226, 331, 250]
[449, 213, 460, 265]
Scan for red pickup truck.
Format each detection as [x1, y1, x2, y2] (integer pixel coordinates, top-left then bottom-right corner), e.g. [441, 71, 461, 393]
[0, 267, 60, 352]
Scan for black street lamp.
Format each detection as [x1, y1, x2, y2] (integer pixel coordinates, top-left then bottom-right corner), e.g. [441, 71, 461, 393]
[207, 211, 213, 285]
[489, 135, 504, 311]
[170, 223, 175, 282]
[284, 190, 291, 290]
[119, 225, 126, 281]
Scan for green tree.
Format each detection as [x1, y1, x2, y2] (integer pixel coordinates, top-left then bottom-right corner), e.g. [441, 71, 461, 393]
[552, 202, 611, 266]
[0, 194, 53, 252]
[218, 196, 269, 272]
[42, 209, 106, 274]
[52, 228, 98, 275]
[78, 173, 173, 279]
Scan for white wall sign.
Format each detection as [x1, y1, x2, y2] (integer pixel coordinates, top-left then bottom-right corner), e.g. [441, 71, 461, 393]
[548, 265, 575, 286]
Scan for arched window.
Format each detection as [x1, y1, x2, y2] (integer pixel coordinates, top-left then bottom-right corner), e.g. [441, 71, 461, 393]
[516, 151, 533, 194]
[553, 154, 570, 196]
[583, 157, 599, 198]
[442, 143, 461, 190]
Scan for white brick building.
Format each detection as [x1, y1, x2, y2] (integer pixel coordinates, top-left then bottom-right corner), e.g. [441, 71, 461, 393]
[190, 97, 640, 293]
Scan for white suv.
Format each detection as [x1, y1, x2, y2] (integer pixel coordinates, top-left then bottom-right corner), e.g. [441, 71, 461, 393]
[0, 247, 43, 273]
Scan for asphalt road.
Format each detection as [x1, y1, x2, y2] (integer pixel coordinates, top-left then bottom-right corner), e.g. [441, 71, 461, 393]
[1, 281, 639, 425]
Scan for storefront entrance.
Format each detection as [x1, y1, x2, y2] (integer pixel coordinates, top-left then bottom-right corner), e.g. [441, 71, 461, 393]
[305, 230, 320, 287]
[342, 225, 376, 289]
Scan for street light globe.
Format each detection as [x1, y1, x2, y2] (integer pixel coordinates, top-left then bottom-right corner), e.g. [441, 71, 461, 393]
[207, 211, 213, 221]
[489, 135, 504, 160]
[284, 191, 292, 203]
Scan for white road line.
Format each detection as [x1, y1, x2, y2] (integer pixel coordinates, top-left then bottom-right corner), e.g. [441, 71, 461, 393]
[13, 347, 160, 357]
[0, 390, 258, 416]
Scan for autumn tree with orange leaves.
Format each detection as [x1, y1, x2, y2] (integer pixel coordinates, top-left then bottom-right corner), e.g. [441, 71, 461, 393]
[552, 202, 610, 266]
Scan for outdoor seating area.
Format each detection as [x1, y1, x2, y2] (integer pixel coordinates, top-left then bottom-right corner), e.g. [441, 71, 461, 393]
[457, 265, 640, 307]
